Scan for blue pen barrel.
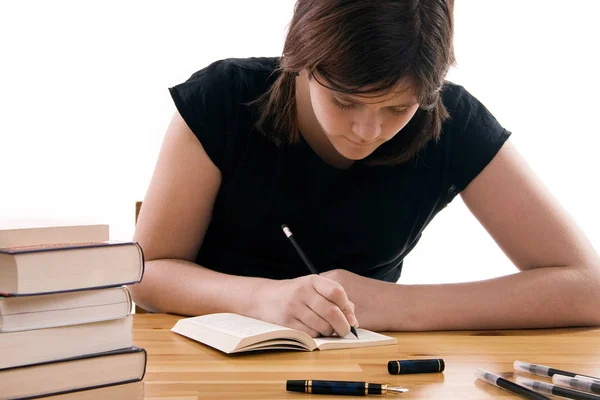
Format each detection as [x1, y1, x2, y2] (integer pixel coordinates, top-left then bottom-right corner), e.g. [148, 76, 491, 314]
[287, 380, 383, 396]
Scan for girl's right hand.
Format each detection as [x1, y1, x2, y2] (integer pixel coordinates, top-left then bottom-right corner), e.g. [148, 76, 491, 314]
[251, 274, 359, 338]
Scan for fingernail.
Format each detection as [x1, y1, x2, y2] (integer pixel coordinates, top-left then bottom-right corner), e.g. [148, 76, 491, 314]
[350, 314, 359, 327]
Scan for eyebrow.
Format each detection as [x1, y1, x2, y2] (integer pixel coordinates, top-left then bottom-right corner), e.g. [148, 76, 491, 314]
[335, 93, 417, 108]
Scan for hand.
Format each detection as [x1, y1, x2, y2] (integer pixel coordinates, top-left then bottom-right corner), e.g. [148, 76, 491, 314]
[251, 275, 359, 338]
[321, 269, 384, 330]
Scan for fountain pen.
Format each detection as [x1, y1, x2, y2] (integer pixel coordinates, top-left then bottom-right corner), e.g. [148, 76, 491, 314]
[286, 380, 408, 396]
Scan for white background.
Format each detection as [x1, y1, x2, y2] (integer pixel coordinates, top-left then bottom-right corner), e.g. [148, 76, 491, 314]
[1, 1, 598, 284]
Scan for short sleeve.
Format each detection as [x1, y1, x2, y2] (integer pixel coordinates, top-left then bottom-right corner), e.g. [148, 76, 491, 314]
[168, 60, 241, 174]
[442, 84, 512, 201]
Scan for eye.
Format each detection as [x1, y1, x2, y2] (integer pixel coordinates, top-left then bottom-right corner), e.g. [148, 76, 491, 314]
[389, 107, 409, 117]
[332, 97, 357, 111]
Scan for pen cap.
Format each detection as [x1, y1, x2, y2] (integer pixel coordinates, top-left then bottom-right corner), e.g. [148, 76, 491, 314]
[553, 374, 594, 392]
[514, 360, 550, 377]
[475, 368, 499, 386]
[515, 377, 553, 395]
[388, 359, 445, 375]
[576, 375, 600, 384]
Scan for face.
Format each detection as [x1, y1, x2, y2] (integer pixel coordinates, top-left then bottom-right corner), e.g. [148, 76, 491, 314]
[308, 73, 420, 160]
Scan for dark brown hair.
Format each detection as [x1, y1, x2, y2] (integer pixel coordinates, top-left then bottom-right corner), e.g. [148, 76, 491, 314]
[254, 0, 456, 165]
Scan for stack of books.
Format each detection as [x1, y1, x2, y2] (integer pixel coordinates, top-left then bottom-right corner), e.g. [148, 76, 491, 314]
[0, 223, 146, 399]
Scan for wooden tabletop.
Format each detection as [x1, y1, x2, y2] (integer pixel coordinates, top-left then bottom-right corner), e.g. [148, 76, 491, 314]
[133, 314, 600, 399]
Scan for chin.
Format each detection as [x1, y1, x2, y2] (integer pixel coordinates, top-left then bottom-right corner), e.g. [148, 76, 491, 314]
[341, 149, 372, 160]
[333, 143, 376, 160]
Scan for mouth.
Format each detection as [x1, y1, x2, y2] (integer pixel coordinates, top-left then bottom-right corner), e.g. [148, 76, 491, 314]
[342, 136, 377, 147]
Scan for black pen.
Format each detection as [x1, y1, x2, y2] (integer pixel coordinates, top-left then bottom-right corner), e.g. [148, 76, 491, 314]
[281, 224, 359, 339]
[286, 380, 408, 396]
[514, 361, 600, 381]
[475, 369, 551, 400]
[516, 377, 600, 400]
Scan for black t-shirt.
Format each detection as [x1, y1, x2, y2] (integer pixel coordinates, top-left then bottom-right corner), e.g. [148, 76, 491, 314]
[169, 57, 511, 282]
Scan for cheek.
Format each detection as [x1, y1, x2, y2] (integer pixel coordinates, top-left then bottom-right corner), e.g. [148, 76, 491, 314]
[388, 117, 411, 135]
[309, 89, 350, 135]
[386, 110, 418, 138]
[315, 105, 350, 135]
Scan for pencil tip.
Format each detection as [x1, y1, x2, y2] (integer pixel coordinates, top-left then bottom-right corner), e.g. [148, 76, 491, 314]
[350, 326, 359, 339]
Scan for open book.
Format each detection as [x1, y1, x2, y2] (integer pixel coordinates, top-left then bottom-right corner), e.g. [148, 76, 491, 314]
[171, 313, 397, 354]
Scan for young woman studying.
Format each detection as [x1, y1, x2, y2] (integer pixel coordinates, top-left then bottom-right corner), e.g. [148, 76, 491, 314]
[130, 0, 600, 337]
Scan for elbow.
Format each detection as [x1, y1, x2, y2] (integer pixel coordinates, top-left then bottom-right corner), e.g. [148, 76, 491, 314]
[574, 265, 600, 326]
[581, 304, 600, 327]
[127, 282, 157, 313]
[127, 261, 165, 314]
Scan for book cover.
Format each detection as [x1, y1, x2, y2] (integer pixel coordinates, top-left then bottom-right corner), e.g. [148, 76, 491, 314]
[0, 347, 146, 400]
[0, 286, 132, 332]
[0, 241, 144, 296]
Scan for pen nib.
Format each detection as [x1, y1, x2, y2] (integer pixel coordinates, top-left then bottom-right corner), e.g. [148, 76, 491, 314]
[350, 326, 359, 339]
[386, 386, 408, 393]
[387, 386, 409, 394]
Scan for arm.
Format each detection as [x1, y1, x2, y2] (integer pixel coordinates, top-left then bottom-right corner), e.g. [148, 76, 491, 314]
[324, 140, 600, 331]
[129, 112, 357, 337]
[129, 111, 266, 316]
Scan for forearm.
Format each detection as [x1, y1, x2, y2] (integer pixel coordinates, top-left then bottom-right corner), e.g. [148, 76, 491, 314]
[129, 258, 271, 316]
[369, 265, 600, 331]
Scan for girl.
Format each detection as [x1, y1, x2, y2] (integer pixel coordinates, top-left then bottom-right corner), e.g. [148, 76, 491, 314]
[131, 0, 600, 337]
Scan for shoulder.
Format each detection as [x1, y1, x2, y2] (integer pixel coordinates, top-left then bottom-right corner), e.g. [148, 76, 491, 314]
[169, 57, 280, 125]
[435, 81, 511, 199]
[439, 81, 502, 132]
[440, 81, 472, 114]
[179, 57, 280, 100]
[167, 57, 281, 178]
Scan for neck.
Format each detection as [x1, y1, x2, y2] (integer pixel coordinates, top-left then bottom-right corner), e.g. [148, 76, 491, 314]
[295, 71, 353, 169]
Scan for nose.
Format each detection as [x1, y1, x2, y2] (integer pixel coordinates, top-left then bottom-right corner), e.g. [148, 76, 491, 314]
[352, 114, 382, 142]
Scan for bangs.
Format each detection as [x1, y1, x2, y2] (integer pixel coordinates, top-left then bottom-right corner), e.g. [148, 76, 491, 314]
[311, 68, 429, 107]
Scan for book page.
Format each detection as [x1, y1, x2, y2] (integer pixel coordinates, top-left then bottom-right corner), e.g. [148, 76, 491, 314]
[187, 313, 295, 339]
[241, 340, 310, 352]
[313, 328, 397, 350]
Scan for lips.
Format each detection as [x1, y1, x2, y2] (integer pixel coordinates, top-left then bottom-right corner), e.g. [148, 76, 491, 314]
[342, 136, 377, 147]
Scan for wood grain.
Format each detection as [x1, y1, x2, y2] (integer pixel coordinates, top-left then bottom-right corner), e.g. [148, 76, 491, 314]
[133, 314, 600, 399]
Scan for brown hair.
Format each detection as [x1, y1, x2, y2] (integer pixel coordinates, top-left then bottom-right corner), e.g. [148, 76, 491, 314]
[254, 0, 456, 165]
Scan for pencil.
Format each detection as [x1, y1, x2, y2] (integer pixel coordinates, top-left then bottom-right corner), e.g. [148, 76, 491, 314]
[281, 224, 359, 339]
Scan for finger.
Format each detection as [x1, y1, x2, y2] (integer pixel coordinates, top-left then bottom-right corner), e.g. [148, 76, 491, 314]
[342, 301, 359, 328]
[285, 317, 320, 338]
[306, 291, 351, 337]
[295, 306, 336, 337]
[312, 276, 358, 328]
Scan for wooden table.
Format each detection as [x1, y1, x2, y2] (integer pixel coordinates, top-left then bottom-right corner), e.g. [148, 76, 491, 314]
[133, 314, 600, 399]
